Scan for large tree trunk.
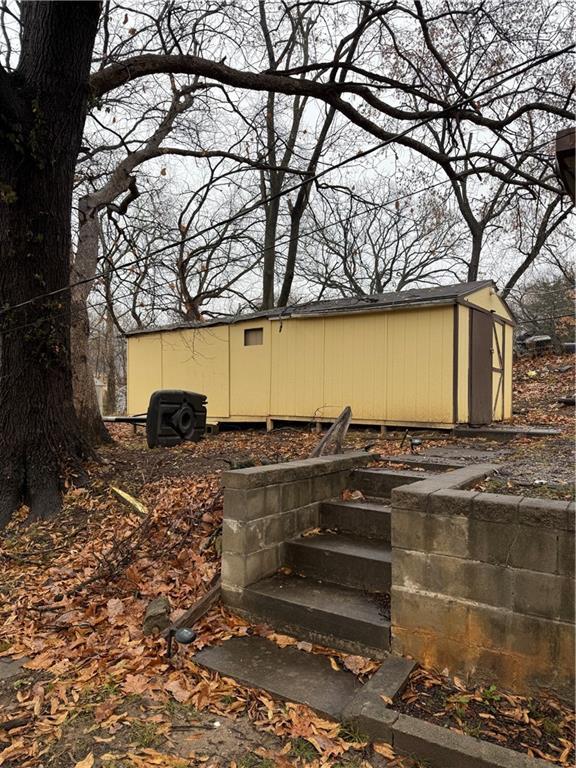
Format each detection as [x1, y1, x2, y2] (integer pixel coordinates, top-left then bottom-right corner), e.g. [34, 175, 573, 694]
[71, 293, 112, 444]
[260, 91, 281, 310]
[71, 196, 112, 445]
[467, 229, 483, 282]
[0, 2, 101, 526]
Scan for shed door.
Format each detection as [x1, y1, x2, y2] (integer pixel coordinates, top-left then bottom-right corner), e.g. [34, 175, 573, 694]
[469, 309, 493, 425]
[492, 320, 505, 421]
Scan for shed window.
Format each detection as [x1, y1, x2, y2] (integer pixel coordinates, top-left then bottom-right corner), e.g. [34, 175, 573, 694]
[244, 327, 263, 346]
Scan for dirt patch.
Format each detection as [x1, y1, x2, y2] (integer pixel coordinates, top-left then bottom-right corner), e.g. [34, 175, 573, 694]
[394, 667, 575, 765]
[470, 435, 575, 500]
[43, 690, 284, 768]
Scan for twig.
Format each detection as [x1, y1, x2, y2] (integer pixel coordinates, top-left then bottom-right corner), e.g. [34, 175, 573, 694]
[0, 551, 44, 566]
[0, 714, 33, 731]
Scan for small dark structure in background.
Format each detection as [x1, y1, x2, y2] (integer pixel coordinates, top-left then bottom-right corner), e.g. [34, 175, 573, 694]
[146, 390, 207, 448]
[515, 332, 553, 356]
[105, 390, 207, 448]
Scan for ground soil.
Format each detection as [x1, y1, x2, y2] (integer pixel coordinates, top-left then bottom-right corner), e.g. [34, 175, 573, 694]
[394, 667, 575, 765]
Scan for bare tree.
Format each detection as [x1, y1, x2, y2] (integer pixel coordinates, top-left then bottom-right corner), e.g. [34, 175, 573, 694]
[0, 0, 572, 524]
[301, 182, 465, 297]
[508, 275, 575, 347]
[72, 82, 204, 443]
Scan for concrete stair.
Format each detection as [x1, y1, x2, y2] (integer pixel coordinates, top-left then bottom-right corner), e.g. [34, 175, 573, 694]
[236, 492, 393, 657]
[194, 635, 416, 723]
[194, 636, 362, 719]
[320, 498, 391, 541]
[350, 467, 433, 496]
[242, 573, 390, 656]
[286, 532, 392, 591]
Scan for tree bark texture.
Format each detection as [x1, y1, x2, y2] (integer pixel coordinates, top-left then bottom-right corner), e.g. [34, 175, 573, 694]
[0, 2, 101, 526]
[467, 230, 483, 282]
[71, 196, 112, 445]
[103, 309, 117, 416]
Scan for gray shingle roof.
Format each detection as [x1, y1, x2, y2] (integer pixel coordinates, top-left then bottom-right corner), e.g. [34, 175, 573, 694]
[125, 280, 496, 336]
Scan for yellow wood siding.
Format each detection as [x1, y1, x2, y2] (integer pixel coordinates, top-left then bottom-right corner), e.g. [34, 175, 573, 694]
[270, 318, 324, 418]
[126, 288, 513, 425]
[467, 286, 514, 322]
[229, 322, 271, 416]
[323, 314, 386, 420]
[266, 308, 454, 424]
[160, 327, 230, 418]
[127, 333, 163, 413]
[385, 306, 453, 424]
[456, 305, 470, 423]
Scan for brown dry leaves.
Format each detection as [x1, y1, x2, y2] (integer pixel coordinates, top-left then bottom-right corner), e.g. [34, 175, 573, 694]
[0, 429, 388, 767]
[397, 667, 575, 766]
[512, 353, 574, 432]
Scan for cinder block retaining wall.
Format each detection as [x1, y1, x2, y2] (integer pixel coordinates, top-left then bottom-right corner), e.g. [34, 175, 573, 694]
[221, 452, 374, 596]
[391, 467, 575, 701]
[220, 455, 574, 701]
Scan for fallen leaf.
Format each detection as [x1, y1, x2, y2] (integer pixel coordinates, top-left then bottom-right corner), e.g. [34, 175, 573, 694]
[373, 741, 395, 759]
[342, 489, 364, 501]
[122, 674, 149, 695]
[165, 678, 191, 703]
[95, 697, 119, 723]
[111, 486, 148, 516]
[342, 655, 377, 676]
[74, 753, 95, 768]
[107, 597, 125, 620]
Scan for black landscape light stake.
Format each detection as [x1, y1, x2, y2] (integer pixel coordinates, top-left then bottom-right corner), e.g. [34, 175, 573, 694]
[399, 429, 409, 449]
[166, 627, 197, 658]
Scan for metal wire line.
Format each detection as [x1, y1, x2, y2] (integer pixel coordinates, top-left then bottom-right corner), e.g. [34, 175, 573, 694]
[0, 118, 442, 320]
[0, 100, 560, 323]
[0, 135, 566, 341]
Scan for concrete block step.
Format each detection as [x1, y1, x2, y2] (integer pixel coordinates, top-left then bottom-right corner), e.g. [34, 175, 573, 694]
[194, 635, 361, 719]
[320, 499, 391, 542]
[342, 656, 417, 739]
[453, 424, 560, 439]
[242, 573, 390, 656]
[286, 532, 391, 591]
[350, 468, 433, 497]
[378, 454, 466, 471]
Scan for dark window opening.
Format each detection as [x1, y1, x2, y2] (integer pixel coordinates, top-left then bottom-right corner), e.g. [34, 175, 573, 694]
[244, 327, 263, 346]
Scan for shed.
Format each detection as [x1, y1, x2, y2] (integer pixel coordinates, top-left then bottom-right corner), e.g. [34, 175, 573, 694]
[125, 280, 515, 429]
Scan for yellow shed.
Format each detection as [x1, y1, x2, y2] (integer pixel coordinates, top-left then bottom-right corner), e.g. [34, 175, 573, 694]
[125, 280, 515, 429]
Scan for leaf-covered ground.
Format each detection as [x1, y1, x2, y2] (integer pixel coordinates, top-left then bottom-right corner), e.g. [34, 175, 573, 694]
[0, 427, 418, 768]
[395, 668, 575, 765]
[0, 351, 573, 767]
